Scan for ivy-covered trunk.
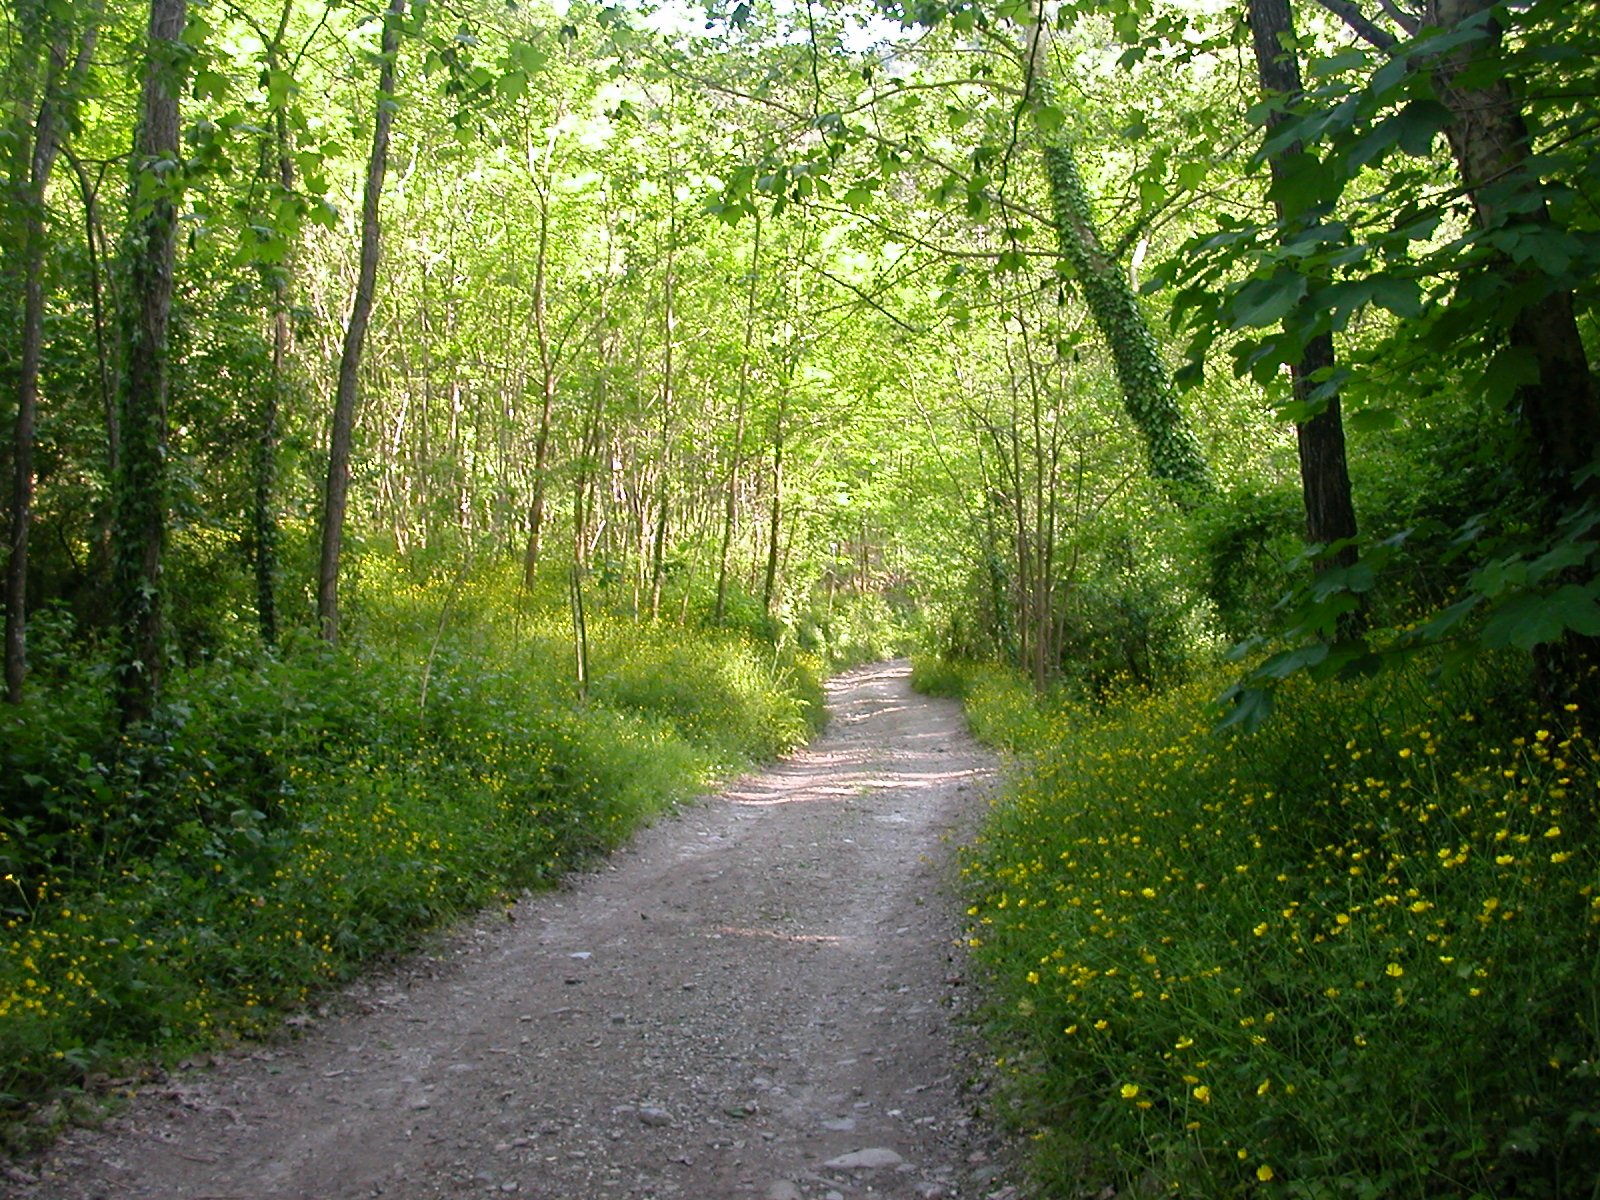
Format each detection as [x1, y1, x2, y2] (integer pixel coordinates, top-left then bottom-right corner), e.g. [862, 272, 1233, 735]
[1021, 8, 1209, 499]
[111, 0, 186, 726]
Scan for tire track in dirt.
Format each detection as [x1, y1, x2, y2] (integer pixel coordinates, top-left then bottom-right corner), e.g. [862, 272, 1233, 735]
[14, 660, 1014, 1200]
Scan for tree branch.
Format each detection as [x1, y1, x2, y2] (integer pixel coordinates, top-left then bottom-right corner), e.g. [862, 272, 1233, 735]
[1313, 0, 1398, 50]
[1376, 0, 1421, 36]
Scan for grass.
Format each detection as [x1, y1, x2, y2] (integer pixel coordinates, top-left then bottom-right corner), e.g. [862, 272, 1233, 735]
[0, 565, 825, 1143]
[924, 654, 1600, 1199]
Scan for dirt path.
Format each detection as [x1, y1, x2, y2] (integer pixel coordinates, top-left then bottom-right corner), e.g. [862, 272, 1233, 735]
[13, 660, 1015, 1200]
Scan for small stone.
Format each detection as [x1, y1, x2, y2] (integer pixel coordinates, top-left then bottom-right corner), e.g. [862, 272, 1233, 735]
[821, 1117, 856, 1132]
[764, 1182, 803, 1200]
[639, 1106, 672, 1127]
[824, 1148, 905, 1170]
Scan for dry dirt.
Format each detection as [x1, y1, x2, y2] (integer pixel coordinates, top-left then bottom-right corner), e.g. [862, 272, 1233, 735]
[9, 660, 1021, 1200]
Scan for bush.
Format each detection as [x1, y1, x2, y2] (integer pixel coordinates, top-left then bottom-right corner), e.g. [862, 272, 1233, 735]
[960, 661, 1600, 1198]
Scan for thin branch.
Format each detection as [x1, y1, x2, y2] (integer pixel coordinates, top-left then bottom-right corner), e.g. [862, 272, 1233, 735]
[651, 61, 1052, 228]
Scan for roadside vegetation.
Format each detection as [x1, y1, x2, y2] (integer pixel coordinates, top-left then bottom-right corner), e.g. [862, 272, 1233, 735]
[0, 565, 828, 1142]
[919, 654, 1600, 1198]
[4, 0, 1598, 1190]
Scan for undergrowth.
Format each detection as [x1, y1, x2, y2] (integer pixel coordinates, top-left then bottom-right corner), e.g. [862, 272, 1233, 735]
[0, 566, 824, 1138]
[918, 654, 1600, 1199]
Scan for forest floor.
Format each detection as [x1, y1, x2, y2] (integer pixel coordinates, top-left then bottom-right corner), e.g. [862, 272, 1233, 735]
[8, 660, 1022, 1200]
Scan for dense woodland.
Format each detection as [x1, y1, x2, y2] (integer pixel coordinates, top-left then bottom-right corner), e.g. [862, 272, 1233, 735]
[3, 0, 1598, 1194]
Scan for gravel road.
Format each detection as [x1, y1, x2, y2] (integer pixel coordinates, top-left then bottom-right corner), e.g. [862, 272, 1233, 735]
[11, 659, 1014, 1200]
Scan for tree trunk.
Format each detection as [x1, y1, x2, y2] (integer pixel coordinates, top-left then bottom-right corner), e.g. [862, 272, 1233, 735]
[523, 182, 556, 586]
[6, 9, 100, 703]
[1247, 0, 1360, 569]
[649, 180, 679, 622]
[521, 117, 565, 586]
[111, 0, 186, 725]
[1425, 0, 1600, 499]
[317, 0, 405, 644]
[762, 384, 787, 616]
[253, 5, 297, 648]
[715, 210, 762, 623]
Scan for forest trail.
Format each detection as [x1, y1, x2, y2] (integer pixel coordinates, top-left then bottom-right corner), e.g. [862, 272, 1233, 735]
[15, 661, 1015, 1200]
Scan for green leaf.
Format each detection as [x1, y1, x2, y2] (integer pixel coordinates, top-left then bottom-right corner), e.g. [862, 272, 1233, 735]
[1395, 99, 1453, 157]
[496, 69, 529, 101]
[1310, 48, 1369, 78]
[1215, 683, 1274, 734]
[1177, 161, 1207, 191]
[1229, 271, 1308, 330]
[1256, 642, 1329, 680]
[1346, 407, 1397, 433]
[1309, 561, 1376, 602]
[192, 69, 230, 101]
[1481, 346, 1540, 405]
[1033, 104, 1064, 134]
[1267, 150, 1340, 216]
[1417, 594, 1482, 641]
[1482, 587, 1600, 650]
[842, 177, 879, 207]
[1366, 275, 1422, 318]
[513, 42, 547, 73]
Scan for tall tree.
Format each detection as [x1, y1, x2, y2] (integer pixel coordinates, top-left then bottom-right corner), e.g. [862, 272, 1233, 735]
[318, 0, 406, 644]
[1313, 0, 1600, 502]
[1246, 0, 1359, 570]
[111, 0, 188, 725]
[715, 209, 762, 623]
[4, 0, 102, 703]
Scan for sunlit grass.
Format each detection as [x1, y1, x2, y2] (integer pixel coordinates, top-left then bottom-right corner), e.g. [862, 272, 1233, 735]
[933, 655, 1600, 1197]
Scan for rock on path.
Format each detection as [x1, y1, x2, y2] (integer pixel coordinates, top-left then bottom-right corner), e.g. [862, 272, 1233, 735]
[15, 659, 1011, 1200]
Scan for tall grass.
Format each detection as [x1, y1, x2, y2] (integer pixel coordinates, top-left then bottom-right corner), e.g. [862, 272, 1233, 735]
[929, 655, 1600, 1198]
[0, 566, 824, 1135]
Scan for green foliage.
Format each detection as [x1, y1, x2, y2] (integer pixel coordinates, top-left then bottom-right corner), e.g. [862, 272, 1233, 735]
[795, 591, 916, 669]
[910, 655, 1043, 750]
[1218, 497, 1600, 735]
[0, 562, 823, 1118]
[588, 620, 824, 767]
[1193, 483, 1304, 644]
[960, 661, 1600, 1197]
